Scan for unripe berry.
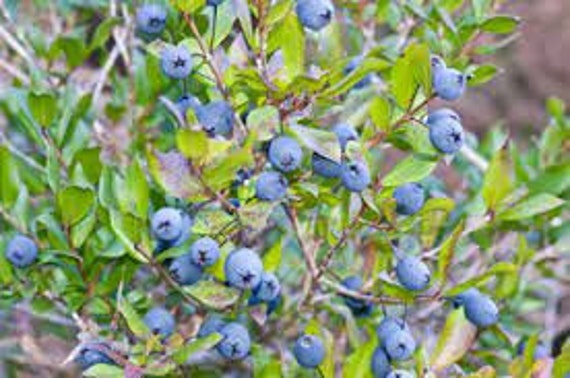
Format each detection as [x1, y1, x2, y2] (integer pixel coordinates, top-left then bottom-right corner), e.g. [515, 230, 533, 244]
[5, 235, 38, 268]
[295, 0, 335, 32]
[224, 248, 264, 290]
[268, 136, 303, 172]
[190, 237, 220, 267]
[255, 171, 288, 201]
[144, 307, 175, 338]
[341, 160, 371, 192]
[217, 322, 251, 360]
[393, 183, 425, 215]
[293, 334, 326, 368]
[395, 255, 431, 291]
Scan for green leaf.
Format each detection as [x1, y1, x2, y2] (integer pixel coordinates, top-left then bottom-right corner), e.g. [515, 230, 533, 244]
[28, 92, 57, 128]
[204, 0, 236, 49]
[498, 193, 565, 221]
[481, 15, 520, 35]
[147, 150, 205, 200]
[342, 337, 376, 378]
[391, 43, 431, 108]
[482, 144, 513, 212]
[468, 64, 499, 86]
[89, 17, 122, 52]
[266, 0, 294, 26]
[553, 340, 570, 378]
[109, 210, 149, 263]
[172, 332, 223, 364]
[268, 10, 304, 81]
[369, 96, 392, 132]
[71, 210, 96, 248]
[57, 186, 95, 226]
[184, 280, 240, 310]
[0, 239, 13, 285]
[124, 159, 150, 219]
[320, 58, 390, 98]
[420, 197, 456, 248]
[383, 155, 438, 187]
[429, 308, 477, 372]
[0, 147, 19, 208]
[48, 36, 87, 69]
[445, 262, 517, 296]
[238, 202, 277, 231]
[203, 148, 254, 191]
[527, 163, 570, 195]
[117, 292, 150, 338]
[436, 220, 466, 285]
[83, 364, 124, 377]
[170, 0, 205, 13]
[263, 236, 282, 273]
[290, 124, 341, 163]
[246, 106, 280, 141]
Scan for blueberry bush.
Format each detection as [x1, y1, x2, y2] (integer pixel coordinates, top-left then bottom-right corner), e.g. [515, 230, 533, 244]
[1, 0, 570, 377]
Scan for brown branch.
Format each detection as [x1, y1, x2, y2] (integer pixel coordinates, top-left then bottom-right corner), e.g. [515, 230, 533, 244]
[283, 205, 318, 278]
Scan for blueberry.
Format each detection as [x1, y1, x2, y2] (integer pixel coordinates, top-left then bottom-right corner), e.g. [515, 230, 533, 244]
[395, 255, 431, 291]
[426, 108, 461, 125]
[428, 114, 464, 154]
[160, 45, 192, 80]
[252, 272, 281, 302]
[216, 322, 251, 360]
[517, 338, 550, 360]
[5, 235, 38, 268]
[312, 153, 341, 178]
[176, 94, 201, 119]
[376, 316, 410, 347]
[198, 315, 226, 338]
[462, 290, 499, 327]
[340, 276, 372, 317]
[224, 248, 264, 290]
[255, 171, 288, 201]
[341, 160, 371, 192]
[195, 100, 234, 137]
[430, 55, 446, 72]
[151, 207, 184, 242]
[189, 237, 220, 267]
[207, 0, 225, 5]
[169, 254, 203, 285]
[334, 123, 359, 151]
[387, 370, 415, 378]
[74, 343, 115, 370]
[228, 198, 241, 208]
[293, 334, 326, 369]
[295, 0, 335, 31]
[452, 288, 480, 308]
[384, 328, 416, 361]
[268, 136, 303, 172]
[136, 4, 167, 35]
[433, 67, 466, 101]
[371, 347, 391, 378]
[344, 57, 373, 90]
[144, 307, 175, 338]
[393, 183, 425, 215]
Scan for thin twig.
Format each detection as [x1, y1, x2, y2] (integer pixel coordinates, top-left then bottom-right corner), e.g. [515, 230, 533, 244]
[283, 205, 318, 278]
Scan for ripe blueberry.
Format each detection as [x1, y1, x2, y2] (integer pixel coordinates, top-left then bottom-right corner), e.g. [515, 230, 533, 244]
[393, 183, 425, 216]
[371, 347, 391, 378]
[312, 153, 341, 178]
[144, 307, 175, 338]
[5, 235, 38, 268]
[224, 248, 264, 290]
[387, 370, 415, 378]
[216, 322, 251, 360]
[376, 316, 410, 347]
[426, 107, 461, 125]
[198, 315, 226, 338]
[395, 255, 431, 291]
[295, 0, 335, 31]
[190, 237, 220, 267]
[136, 4, 167, 35]
[433, 67, 466, 101]
[340, 276, 372, 317]
[343, 57, 373, 90]
[452, 288, 480, 308]
[176, 94, 200, 119]
[462, 290, 499, 327]
[160, 45, 192, 80]
[195, 100, 234, 137]
[169, 254, 203, 286]
[151, 207, 184, 242]
[293, 334, 326, 369]
[428, 113, 465, 154]
[334, 123, 359, 151]
[384, 328, 416, 361]
[341, 160, 371, 192]
[255, 171, 288, 201]
[207, 0, 225, 5]
[252, 272, 281, 302]
[268, 136, 303, 172]
[74, 343, 115, 370]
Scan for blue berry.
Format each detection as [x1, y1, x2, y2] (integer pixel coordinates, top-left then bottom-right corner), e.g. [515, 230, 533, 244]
[341, 160, 371, 192]
[252, 272, 281, 302]
[268, 136, 303, 172]
[144, 307, 175, 338]
[517, 338, 550, 360]
[5, 235, 38, 268]
[431, 55, 446, 72]
[371, 347, 391, 378]
[426, 108, 461, 125]
[136, 4, 167, 35]
[312, 153, 341, 178]
[387, 370, 415, 378]
[293, 334, 326, 369]
[384, 328, 416, 361]
[255, 171, 288, 201]
[295, 0, 335, 31]
[160, 45, 192, 80]
[224, 248, 264, 290]
[340, 276, 372, 316]
[462, 290, 499, 327]
[433, 67, 466, 101]
[195, 100, 234, 137]
[151, 207, 184, 242]
[334, 123, 359, 151]
[74, 343, 115, 370]
[207, 0, 225, 5]
[176, 94, 200, 119]
[428, 114, 464, 154]
[395, 255, 431, 291]
[452, 288, 480, 308]
[169, 254, 203, 285]
[376, 316, 410, 347]
[198, 315, 226, 338]
[217, 322, 251, 360]
[344, 57, 373, 89]
[393, 183, 425, 215]
[190, 237, 220, 267]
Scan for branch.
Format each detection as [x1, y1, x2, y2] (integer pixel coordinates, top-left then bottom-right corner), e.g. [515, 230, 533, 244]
[283, 205, 318, 278]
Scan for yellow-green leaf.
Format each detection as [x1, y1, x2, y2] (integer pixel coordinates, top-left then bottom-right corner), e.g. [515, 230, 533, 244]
[430, 308, 477, 371]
